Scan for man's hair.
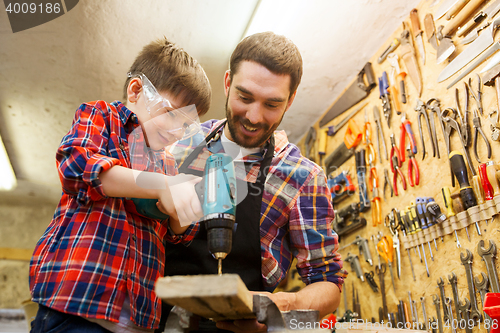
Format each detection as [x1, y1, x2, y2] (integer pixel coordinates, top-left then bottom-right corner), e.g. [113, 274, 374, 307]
[229, 32, 303, 97]
[124, 37, 211, 116]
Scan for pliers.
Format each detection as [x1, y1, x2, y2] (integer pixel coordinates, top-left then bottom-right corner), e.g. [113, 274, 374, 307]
[414, 99, 434, 160]
[390, 134, 407, 196]
[407, 144, 420, 187]
[472, 109, 491, 163]
[383, 168, 393, 199]
[399, 112, 417, 162]
[379, 71, 392, 128]
[466, 73, 483, 116]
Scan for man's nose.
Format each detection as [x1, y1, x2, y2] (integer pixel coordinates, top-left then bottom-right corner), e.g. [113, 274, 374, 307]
[245, 103, 264, 125]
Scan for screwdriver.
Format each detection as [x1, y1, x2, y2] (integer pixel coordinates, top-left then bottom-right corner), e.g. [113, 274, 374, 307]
[416, 198, 437, 254]
[413, 201, 434, 261]
[478, 163, 494, 201]
[405, 207, 422, 261]
[425, 197, 444, 242]
[449, 151, 481, 236]
[398, 210, 416, 281]
[471, 165, 487, 225]
[442, 186, 469, 243]
[486, 161, 500, 224]
[426, 199, 458, 248]
[377, 235, 397, 293]
[407, 205, 430, 277]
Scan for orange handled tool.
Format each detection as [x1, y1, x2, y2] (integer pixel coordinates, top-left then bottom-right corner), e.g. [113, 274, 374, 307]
[345, 119, 362, 149]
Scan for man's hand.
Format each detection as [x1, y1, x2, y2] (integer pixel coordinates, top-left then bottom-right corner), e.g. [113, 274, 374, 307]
[216, 319, 267, 333]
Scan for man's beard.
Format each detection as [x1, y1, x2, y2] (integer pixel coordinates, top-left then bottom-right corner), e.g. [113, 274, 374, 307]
[225, 94, 284, 149]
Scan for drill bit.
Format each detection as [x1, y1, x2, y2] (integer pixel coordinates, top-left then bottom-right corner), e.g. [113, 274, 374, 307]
[218, 259, 222, 275]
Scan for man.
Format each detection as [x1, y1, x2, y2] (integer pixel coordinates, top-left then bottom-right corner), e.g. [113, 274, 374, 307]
[162, 32, 347, 332]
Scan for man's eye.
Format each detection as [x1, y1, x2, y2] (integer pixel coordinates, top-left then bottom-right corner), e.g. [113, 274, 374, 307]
[239, 95, 251, 102]
[266, 104, 279, 109]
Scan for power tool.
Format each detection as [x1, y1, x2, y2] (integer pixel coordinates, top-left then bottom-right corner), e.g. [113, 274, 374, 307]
[132, 153, 237, 275]
[327, 171, 356, 203]
[195, 153, 237, 275]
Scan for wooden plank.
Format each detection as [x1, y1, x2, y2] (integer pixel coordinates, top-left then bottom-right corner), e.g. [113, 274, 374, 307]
[0, 247, 33, 261]
[155, 274, 255, 321]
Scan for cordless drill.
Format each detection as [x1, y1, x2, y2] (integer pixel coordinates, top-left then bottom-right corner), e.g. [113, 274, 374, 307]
[132, 153, 237, 275]
[195, 153, 237, 275]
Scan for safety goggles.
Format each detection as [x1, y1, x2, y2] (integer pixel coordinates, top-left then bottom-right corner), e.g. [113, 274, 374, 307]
[127, 72, 201, 140]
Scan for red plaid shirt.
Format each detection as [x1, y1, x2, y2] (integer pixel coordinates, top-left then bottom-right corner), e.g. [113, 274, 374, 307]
[29, 101, 196, 329]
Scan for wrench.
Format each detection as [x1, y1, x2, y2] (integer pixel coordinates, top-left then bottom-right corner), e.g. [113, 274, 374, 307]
[445, 297, 457, 333]
[376, 263, 388, 320]
[475, 272, 492, 333]
[437, 277, 451, 322]
[457, 298, 472, 333]
[421, 297, 429, 331]
[477, 239, 500, 293]
[448, 272, 462, 322]
[432, 294, 444, 333]
[460, 249, 482, 323]
[426, 99, 441, 158]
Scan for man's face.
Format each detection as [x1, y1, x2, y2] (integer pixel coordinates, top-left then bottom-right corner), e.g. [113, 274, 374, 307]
[224, 61, 296, 148]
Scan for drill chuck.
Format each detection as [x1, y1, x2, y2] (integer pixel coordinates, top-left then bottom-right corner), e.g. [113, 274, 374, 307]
[204, 214, 235, 260]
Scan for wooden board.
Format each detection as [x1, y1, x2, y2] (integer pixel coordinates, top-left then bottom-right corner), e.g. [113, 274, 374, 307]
[295, 0, 500, 331]
[155, 274, 255, 321]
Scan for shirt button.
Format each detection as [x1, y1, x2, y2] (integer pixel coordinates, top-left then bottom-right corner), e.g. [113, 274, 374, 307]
[119, 143, 125, 150]
[132, 235, 136, 241]
[130, 114, 137, 122]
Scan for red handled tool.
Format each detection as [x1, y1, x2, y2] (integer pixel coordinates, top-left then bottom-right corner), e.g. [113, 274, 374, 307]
[479, 162, 494, 200]
[407, 144, 420, 187]
[390, 134, 407, 196]
[399, 112, 417, 162]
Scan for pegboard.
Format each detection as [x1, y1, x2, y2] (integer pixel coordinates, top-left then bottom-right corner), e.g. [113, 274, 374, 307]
[296, 0, 500, 331]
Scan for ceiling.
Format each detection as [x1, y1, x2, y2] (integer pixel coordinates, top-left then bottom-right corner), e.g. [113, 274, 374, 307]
[0, 0, 422, 204]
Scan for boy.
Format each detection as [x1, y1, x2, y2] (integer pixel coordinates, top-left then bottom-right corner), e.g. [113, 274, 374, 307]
[29, 37, 211, 332]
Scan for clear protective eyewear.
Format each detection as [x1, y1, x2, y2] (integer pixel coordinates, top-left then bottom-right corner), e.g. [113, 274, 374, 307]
[127, 72, 201, 140]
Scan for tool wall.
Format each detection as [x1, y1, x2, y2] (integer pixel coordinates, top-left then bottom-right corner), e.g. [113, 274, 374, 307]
[297, 0, 500, 331]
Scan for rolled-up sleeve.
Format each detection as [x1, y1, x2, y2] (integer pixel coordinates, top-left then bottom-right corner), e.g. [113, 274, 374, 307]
[56, 102, 121, 206]
[290, 170, 348, 290]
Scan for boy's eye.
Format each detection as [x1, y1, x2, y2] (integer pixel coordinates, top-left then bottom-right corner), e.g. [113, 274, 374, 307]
[266, 103, 279, 109]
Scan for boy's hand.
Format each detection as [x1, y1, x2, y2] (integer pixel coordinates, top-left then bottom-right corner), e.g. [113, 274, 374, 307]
[158, 174, 204, 226]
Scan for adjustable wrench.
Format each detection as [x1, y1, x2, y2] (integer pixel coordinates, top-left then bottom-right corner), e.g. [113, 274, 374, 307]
[437, 277, 451, 322]
[477, 239, 500, 293]
[460, 249, 482, 323]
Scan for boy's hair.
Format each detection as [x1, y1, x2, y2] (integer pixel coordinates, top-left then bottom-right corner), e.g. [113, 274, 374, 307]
[124, 37, 211, 116]
[229, 32, 303, 98]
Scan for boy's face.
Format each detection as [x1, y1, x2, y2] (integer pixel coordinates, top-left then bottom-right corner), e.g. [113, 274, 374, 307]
[224, 61, 296, 148]
[127, 77, 200, 150]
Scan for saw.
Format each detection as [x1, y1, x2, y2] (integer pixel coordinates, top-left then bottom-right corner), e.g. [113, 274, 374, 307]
[319, 62, 376, 128]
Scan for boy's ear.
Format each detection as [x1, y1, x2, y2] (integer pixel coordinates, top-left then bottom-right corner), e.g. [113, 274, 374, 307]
[223, 70, 231, 97]
[127, 78, 143, 104]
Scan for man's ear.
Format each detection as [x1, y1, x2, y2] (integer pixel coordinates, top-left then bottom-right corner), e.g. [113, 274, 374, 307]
[284, 90, 297, 113]
[223, 70, 231, 97]
[127, 78, 142, 104]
